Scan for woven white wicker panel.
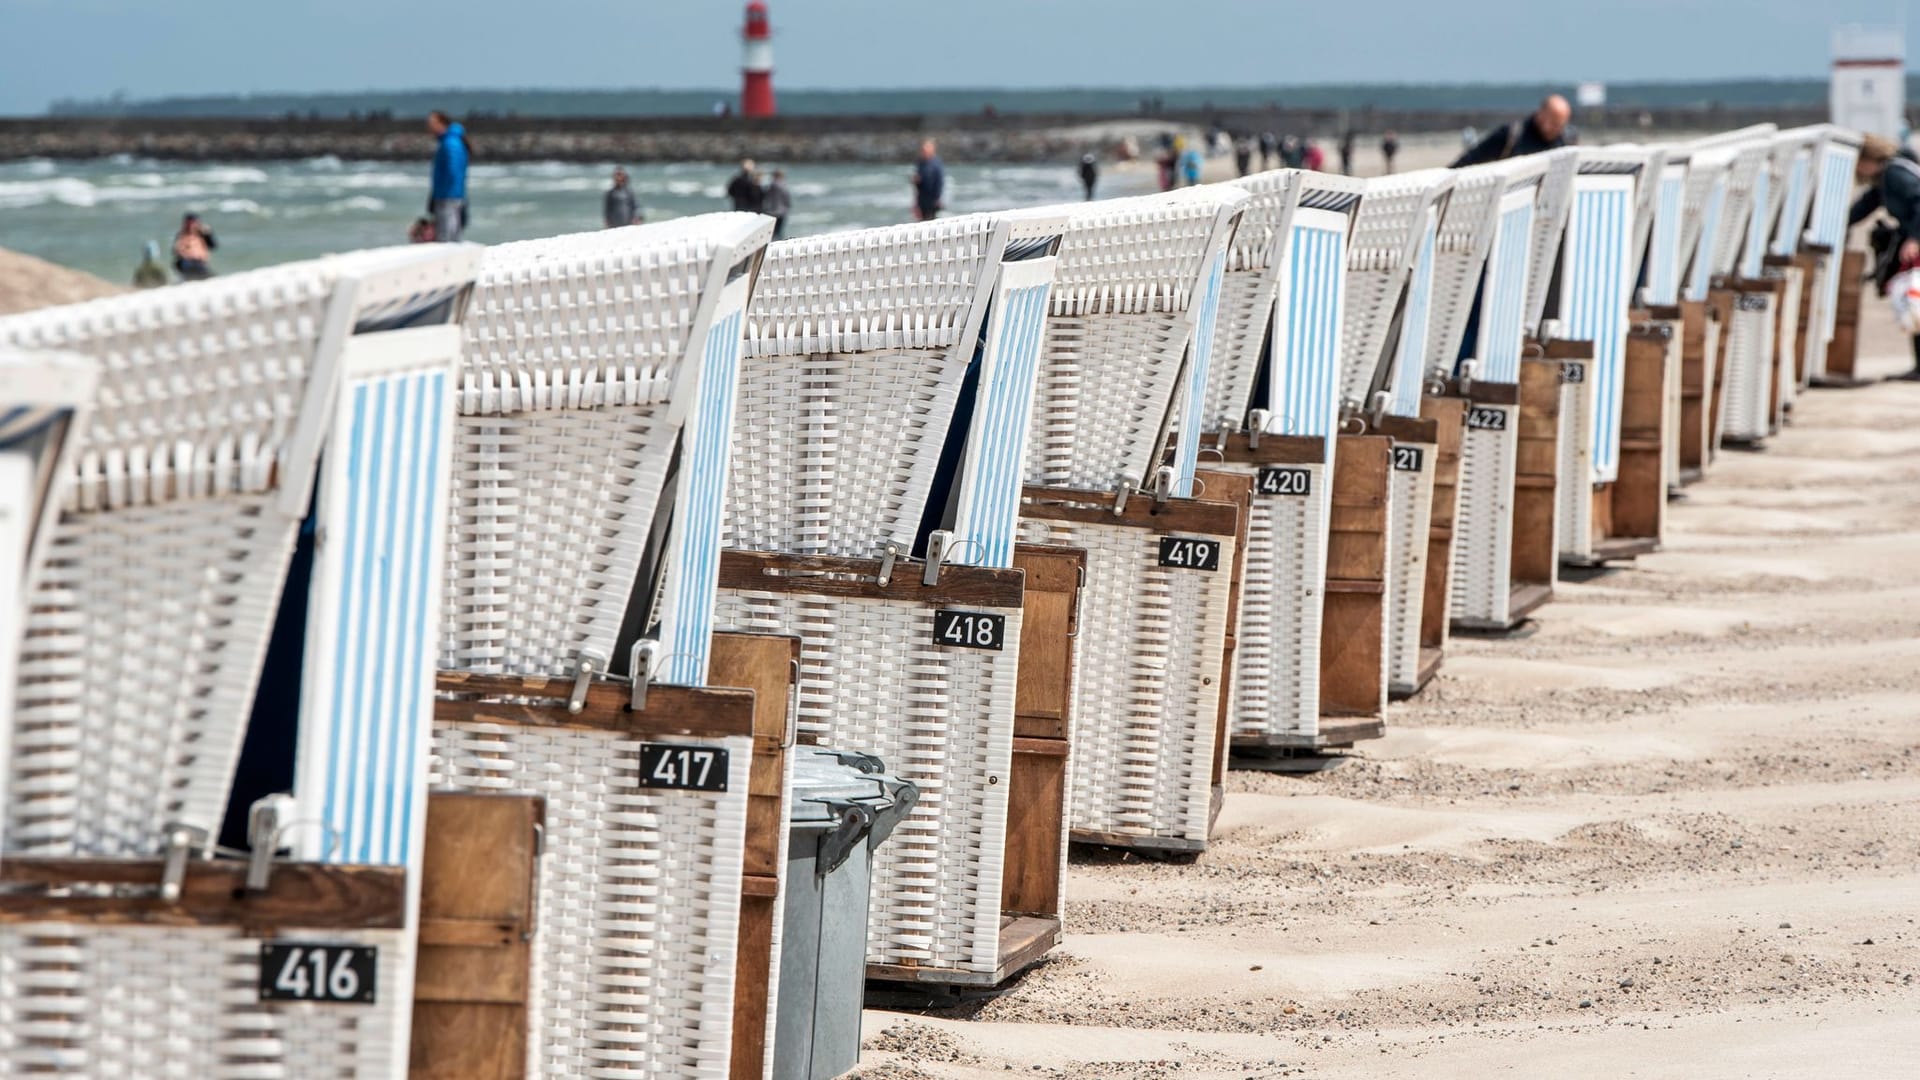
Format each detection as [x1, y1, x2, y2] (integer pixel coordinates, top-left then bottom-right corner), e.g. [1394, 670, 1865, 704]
[711, 588, 1018, 973]
[1207, 172, 1306, 429]
[1769, 146, 1815, 258]
[1265, 212, 1350, 442]
[1562, 177, 1636, 484]
[1214, 461, 1328, 741]
[1556, 374, 1594, 561]
[1802, 254, 1834, 380]
[1047, 190, 1239, 317]
[1449, 416, 1518, 624]
[1386, 455, 1435, 690]
[1341, 170, 1453, 405]
[1388, 212, 1440, 417]
[745, 216, 997, 357]
[1425, 164, 1504, 376]
[451, 217, 771, 683]
[1722, 296, 1775, 442]
[1017, 517, 1232, 843]
[1523, 148, 1580, 334]
[1475, 192, 1538, 385]
[1711, 145, 1773, 280]
[0, 923, 407, 1075]
[430, 724, 751, 1079]
[1684, 175, 1728, 303]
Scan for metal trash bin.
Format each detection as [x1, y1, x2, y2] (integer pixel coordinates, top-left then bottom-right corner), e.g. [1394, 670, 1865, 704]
[775, 749, 918, 1080]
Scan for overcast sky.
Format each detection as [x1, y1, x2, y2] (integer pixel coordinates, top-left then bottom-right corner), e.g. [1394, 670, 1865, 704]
[1, 0, 1915, 114]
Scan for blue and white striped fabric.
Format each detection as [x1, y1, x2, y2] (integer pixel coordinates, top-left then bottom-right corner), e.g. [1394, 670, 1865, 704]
[1740, 168, 1771, 280]
[660, 308, 746, 686]
[1563, 179, 1635, 483]
[1266, 214, 1347, 442]
[1172, 252, 1227, 490]
[1388, 212, 1438, 416]
[1645, 167, 1687, 306]
[305, 366, 451, 867]
[1807, 143, 1858, 250]
[952, 275, 1053, 568]
[1684, 178, 1727, 303]
[1476, 194, 1536, 385]
[1769, 151, 1812, 258]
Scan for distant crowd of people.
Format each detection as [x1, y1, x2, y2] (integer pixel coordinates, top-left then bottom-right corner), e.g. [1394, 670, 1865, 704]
[723, 159, 794, 237]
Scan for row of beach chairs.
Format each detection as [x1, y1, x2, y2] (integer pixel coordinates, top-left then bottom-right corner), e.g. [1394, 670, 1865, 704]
[0, 121, 1866, 1078]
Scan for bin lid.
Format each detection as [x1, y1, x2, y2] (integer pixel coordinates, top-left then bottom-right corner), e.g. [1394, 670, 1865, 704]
[788, 749, 902, 825]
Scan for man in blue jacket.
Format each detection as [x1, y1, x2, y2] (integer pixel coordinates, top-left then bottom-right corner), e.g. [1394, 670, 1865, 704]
[427, 110, 469, 242]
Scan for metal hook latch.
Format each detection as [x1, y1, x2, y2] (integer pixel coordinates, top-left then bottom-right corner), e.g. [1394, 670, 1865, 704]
[628, 640, 661, 712]
[1149, 465, 1176, 505]
[1247, 409, 1271, 450]
[1368, 389, 1391, 430]
[568, 651, 604, 715]
[158, 822, 208, 904]
[876, 541, 901, 587]
[245, 794, 296, 893]
[922, 530, 954, 586]
[1458, 358, 1479, 397]
[1112, 477, 1138, 516]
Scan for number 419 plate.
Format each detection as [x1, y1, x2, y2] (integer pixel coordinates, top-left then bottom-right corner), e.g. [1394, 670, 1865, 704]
[260, 942, 377, 1004]
[639, 744, 731, 792]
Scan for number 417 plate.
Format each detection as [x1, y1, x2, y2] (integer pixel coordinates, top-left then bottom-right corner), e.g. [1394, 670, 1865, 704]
[639, 744, 731, 792]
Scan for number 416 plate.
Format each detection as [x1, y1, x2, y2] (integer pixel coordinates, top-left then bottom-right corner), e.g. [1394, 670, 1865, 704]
[260, 942, 377, 1004]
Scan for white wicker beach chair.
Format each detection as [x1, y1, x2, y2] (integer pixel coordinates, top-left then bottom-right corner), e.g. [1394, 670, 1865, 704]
[1545, 151, 1648, 563]
[433, 215, 773, 1080]
[1337, 169, 1453, 701]
[718, 209, 1067, 988]
[1710, 141, 1785, 444]
[1206, 171, 1364, 746]
[1016, 187, 1247, 848]
[0, 244, 483, 1078]
[1799, 127, 1864, 382]
[1522, 148, 1581, 336]
[1435, 158, 1555, 630]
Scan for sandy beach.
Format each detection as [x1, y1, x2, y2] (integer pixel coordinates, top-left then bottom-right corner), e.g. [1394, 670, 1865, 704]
[854, 297, 1920, 1076]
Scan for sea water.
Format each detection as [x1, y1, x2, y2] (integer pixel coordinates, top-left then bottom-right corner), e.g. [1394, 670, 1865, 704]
[0, 156, 1147, 280]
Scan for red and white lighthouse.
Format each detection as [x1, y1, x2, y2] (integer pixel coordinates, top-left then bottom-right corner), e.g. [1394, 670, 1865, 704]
[741, 2, 776, 118]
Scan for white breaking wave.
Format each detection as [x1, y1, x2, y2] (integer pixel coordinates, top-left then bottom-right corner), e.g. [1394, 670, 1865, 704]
[0, 177, 98, 209]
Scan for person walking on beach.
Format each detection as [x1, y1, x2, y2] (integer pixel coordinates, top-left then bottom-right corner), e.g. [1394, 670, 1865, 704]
[604, 167, 639, 228]
[1156, 136, 1178, 191]
[1078, 154, 1099, 200]
[1850, 135, 1920, 381]
[763, 169, 792, 239]
[171, 213, 216, 280]
[426, 110, 469, 242]
[727, 159, 763, 213]
[132, 241, 168, 288]
[1452, 95, 1572, 167]
[1259, 131, 1277, 170]
[1339, 129, 1357, 175]
[1302, 140, 1326, 172]
[1233, 136, 1253, 177]
[912, 140, 945, 221]
[1179, 141, 1204, 187]
[1381, 130, 1401, 174]
[1280, 135, 1304, 169]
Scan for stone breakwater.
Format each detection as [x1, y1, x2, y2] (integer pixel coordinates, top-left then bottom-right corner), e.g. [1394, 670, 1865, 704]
[0, 104, 1822, 164]
[0, 117, 1115, 165]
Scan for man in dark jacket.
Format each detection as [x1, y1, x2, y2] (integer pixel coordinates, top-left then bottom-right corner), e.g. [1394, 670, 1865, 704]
[1850, 134, 1920, 379]
[762, 168, 792, 239]
[912, 139, 945, 221]
[604, 167, 639, 228]
[1451, 95, 1572, 168]
[727, 160, 763, 213]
